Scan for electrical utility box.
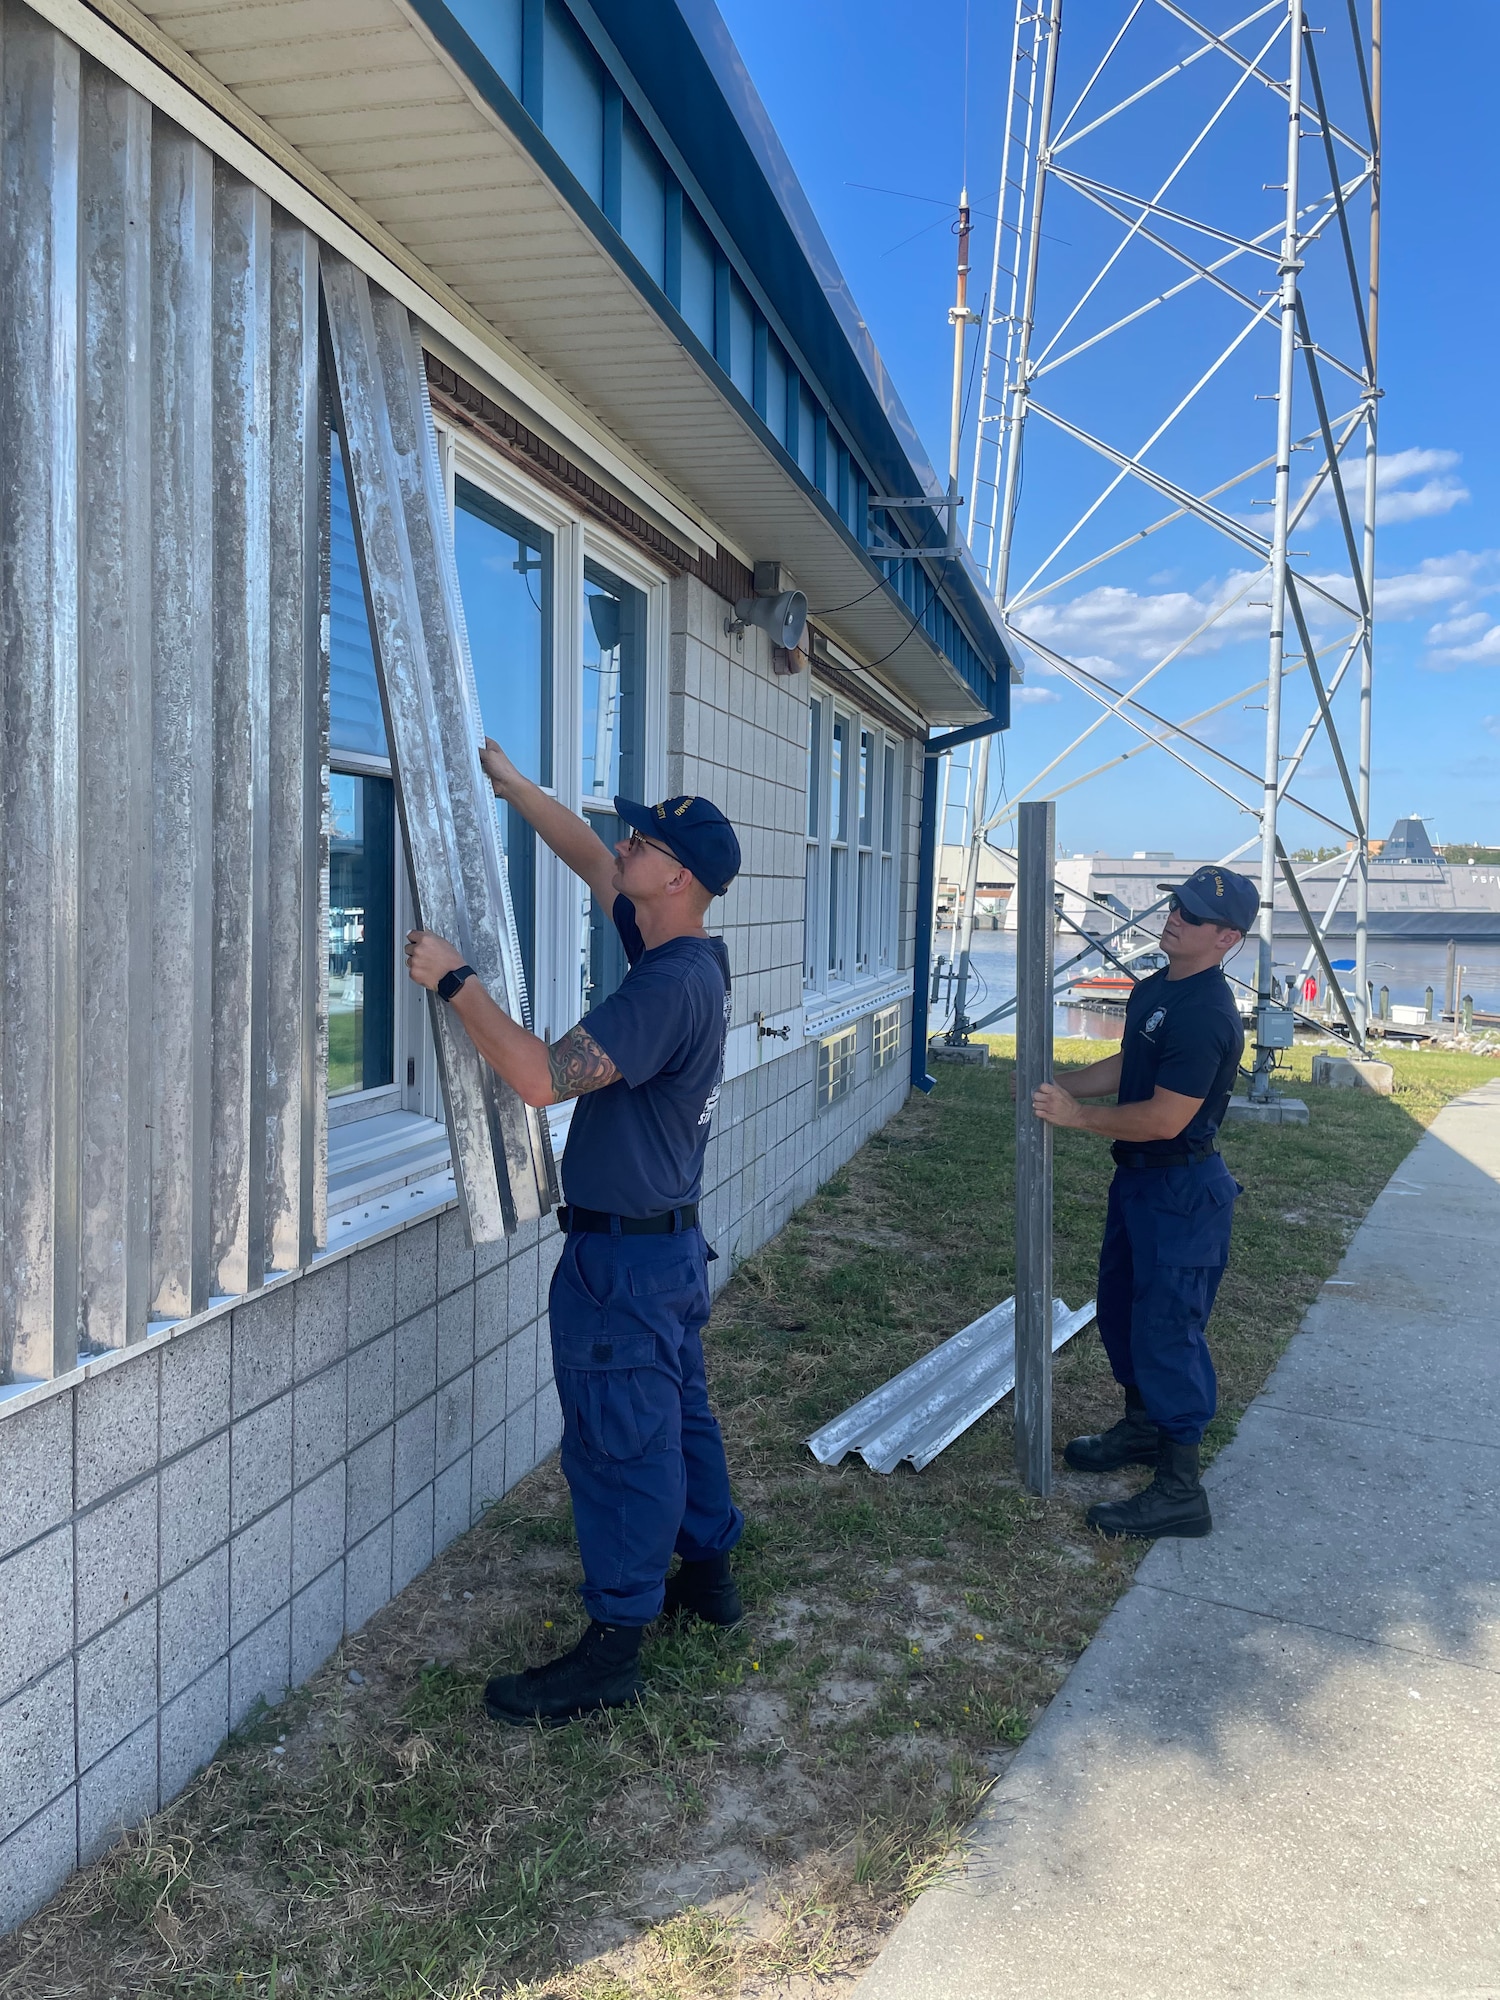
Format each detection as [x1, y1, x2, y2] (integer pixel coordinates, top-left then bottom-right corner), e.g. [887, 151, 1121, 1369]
[1257, 1005, 1296, 1050]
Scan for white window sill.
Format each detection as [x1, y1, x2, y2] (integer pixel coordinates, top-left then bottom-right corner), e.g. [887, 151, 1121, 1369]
[802, 970, 913, 1041]
[328, 1109, 452, 1212]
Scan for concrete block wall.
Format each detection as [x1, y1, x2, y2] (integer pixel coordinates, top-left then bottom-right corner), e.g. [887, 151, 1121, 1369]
[669, 574, 809, 1030]
[699, 997, 914, 1276]
[0, 1209, 563, 1933]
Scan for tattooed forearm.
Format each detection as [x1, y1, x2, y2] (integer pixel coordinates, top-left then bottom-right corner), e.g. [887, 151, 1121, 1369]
[546, 1024, 620, 1102]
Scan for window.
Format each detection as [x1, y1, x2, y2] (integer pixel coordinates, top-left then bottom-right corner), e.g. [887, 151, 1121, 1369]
[828, 711, 849, 980]
[453, 478, 553, 996]
[580, 559, 645, 1013]
[803, 695, 822, 986]
[873, 1003, 901, 1069]
[329, 444, 386, 757]
[326, 420, 445, 1202]
[880, 738, 898, 967]
[805, 691, 906, 1001]
[817, 1025, 857, 1108]
[328, 773, 395, 1096]
[855, 727, 873, 975]
[326, 408, 663, 1206]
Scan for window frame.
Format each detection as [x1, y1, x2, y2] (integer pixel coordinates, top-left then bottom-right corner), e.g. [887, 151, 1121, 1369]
[804, 685, 906, 1009]
[438, 420, 668, 1054]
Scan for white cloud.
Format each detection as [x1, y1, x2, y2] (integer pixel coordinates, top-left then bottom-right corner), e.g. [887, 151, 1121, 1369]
[1427, 612, 1490, 646]
[1011, 684, 1061, 704]
[1377, 549, 1500, 620]
[1426, 624, 1500, 669]
[1015, 572, 1270, 674]
[1007, 550, 1500, 683]
[1297, 446, 1469, 530]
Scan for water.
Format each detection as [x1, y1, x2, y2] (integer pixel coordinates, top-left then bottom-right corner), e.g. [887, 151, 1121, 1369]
[934, 924, 1500, 1041]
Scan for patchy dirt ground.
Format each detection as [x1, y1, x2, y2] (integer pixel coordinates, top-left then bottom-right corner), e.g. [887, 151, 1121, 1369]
[4, 1044, 1494, 2000]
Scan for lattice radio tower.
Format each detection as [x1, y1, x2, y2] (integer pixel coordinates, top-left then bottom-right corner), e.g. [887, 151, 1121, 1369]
[961, 0, 1381, 1097]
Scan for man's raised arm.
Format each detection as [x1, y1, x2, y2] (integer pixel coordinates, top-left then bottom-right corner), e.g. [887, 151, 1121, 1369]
[480, 737, 618, 909]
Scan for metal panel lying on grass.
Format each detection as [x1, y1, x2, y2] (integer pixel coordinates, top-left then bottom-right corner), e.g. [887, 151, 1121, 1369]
[807, 1296, 1095, 1474]
[321, 251, 556, 1244]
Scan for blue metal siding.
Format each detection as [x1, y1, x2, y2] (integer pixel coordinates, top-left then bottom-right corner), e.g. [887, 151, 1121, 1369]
[445, 0, 523, 95]
[407, 0, 1014, 709]
[619, 104, 665, 285]
[542, 0, 604, 204]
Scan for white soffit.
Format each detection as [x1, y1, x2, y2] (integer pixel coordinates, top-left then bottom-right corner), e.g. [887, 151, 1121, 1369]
[39, 0, 988, 722]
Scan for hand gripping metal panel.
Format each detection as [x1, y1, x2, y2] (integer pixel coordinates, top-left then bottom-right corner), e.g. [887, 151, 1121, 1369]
[320, 250, 556, 1243]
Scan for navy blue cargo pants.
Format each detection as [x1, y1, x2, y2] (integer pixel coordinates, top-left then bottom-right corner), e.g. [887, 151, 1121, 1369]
[548, 1224, 743, 1627]
[1095, 1155, 1241, 1443]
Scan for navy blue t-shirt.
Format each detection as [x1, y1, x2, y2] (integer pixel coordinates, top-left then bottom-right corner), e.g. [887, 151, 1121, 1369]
[561, 896, 731, 1216]
[1116, 964, 1244, 1158]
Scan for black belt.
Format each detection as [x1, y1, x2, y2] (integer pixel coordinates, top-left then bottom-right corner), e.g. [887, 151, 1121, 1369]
[1111, 1143, 1220, 1170]
[557, 1203, 699, 1235]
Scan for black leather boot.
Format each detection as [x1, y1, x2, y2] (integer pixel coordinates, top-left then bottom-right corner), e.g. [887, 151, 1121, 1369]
[484, 1620, 644, 1727]
[661, 1551, 743, 1627]
[1087, 1435, 1212, 1540]
[1064, 1384, 1160, 1473]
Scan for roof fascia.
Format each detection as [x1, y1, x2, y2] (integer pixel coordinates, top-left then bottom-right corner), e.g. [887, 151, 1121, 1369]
[401, 0, 1011, 698]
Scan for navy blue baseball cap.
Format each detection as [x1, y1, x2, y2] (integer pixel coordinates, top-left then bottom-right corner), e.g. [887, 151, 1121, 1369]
[1172, 863, 1258, 933]
[616, 794, 742, 897]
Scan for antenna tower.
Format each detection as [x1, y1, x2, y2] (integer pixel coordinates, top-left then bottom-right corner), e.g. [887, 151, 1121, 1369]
[965, 0, 1382, 1094]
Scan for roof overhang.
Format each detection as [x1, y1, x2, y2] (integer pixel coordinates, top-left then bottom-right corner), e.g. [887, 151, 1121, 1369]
[67, 0, 1006, 725]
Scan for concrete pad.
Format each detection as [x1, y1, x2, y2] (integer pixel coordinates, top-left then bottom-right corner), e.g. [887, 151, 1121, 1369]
[1142, 1404, 1500, 1670]
[858, 1592, 1500, 2000]
[1224, 1096, 1310, 1125]
[1311, 1055, 1394, 1092]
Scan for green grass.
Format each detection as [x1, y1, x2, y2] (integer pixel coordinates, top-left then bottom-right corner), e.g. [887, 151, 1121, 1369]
[5, 1042, 1494, 2000]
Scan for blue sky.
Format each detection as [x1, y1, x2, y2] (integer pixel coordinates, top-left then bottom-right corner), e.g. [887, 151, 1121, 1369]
[715, 0, 1499, 858]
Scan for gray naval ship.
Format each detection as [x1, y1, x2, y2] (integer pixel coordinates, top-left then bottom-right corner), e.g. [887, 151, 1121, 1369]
[1056, 818, 1500, 944]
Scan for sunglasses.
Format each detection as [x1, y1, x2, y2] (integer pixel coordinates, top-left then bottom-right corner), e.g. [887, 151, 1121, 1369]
[625, 829, 679, 863]
[1168, 894, 1212, 927]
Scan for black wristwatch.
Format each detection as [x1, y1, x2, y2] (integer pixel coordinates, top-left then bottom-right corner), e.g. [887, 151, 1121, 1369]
[436, 963, 477, 1003]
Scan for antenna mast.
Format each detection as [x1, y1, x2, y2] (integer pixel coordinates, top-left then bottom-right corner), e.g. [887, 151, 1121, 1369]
[964, 1, 1380, 1079]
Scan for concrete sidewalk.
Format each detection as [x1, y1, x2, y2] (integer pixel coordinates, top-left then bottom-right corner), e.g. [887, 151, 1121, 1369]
[857, 1078, 1500, 2000]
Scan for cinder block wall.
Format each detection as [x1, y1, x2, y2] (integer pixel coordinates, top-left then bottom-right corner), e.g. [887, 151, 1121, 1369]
[0, 1211, 564, 1931]
[668, 574, 809, 1030]
[0, 576, 916, 1935]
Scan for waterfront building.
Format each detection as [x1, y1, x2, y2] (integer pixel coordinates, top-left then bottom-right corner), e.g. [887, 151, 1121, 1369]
[0, 0, 1009, 1924]
[1055, 820, 1500, 945]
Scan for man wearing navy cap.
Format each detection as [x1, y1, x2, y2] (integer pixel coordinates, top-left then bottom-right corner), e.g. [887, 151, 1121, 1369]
[405, 738, 745, 1723]
[1030, 864, 1256, 1539]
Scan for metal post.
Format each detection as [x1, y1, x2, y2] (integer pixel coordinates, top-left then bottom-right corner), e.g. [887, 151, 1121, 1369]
[910, 745, 943, 1093]
[1252, 0, 1306, 1103]
[1444, 937, 1457, 1020]
[1353, 0, 1381, 1050]
[947, 189, 977, 556]
[1014, 798, 1055, 1495]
